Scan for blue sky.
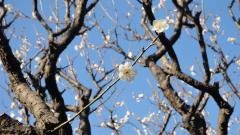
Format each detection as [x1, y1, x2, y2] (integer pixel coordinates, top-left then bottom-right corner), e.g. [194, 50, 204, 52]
[0, 0, 240, 135]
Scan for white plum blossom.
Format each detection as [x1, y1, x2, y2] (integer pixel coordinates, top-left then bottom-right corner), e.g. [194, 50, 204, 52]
[18, 108, 25, 115]
[10, 102, 17, 109]
[212, 16, 221, 32]
[227, 37, 236, 43]
[20, 61, 25, 69]
[209, 68, 214, 73]
[34, 57, 41, 63]
[5, 4, 13, 12]
[222, 94, 228, 101]
[189, 65, 196, 76]
[74, 36, 86, 51]
[10, 111, 15, 118]
[106, 121, 120, 130]
[67, 113, 71, 120]
[74, 45, 79, 51]
[189, 65, 194, 71]
[55, 74, 60, 83]
[191, 71, 196, 76]
[96, 106, 103, 114]
[141, 116, 151, 123]
[133, 93, 144, 103]
[127, 51, 133, 58]
[50, 109, 55, 113]
[75, 33, 87, 52]
[32, 12, 37, 19]
[209, 35, 217, 43]
[115, 101, 124, 107]
[152, 19, 169, 33]
[100, 122, 106, 127]
[119, 111, 131, 124]
[200, 17, 205, 26]
[126, 12, 131, 17]
[16, 116, 23, 122]
[235, 59, 240, 66]
[74, 94, 80, 101]
[104, 35, 111, 44]
[88, 10, 94, 16]
[137, 93, 144, 98]
[202, 28, 208, 35]
[88, 44, 95, 49]
[112, 114, 118, 120]
[15, 37, 31, 59]
[201, 109, 208, 117]
[158, 0, 166, 8]
[118, 62, 136, 81]
[166, 16, 174, 24]
[91, 63, 104, 72]
[48, 16, 54, 22]
[71, 13, 74, 19]
[15, 50, 22, 59]
[206, 126, 217, 135]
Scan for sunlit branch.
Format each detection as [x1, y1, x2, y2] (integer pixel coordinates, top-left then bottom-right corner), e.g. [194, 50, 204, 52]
[228, 0, 240, 29]
[32, 0, 53, 33]
[50, 36, 158, 133]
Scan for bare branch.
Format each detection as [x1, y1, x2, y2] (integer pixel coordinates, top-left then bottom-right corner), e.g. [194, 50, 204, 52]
[0, 114, 40, 135]
[228, 0, 240, 29]
[158, 111, 172, 135]
[51, 36, 158, 133]
[0, 19, 58, 129]
[32, 0, 53, 33]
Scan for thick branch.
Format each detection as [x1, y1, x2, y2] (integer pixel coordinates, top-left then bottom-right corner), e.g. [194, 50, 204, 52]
[44, 49, 72, 135]
[149, 61, 207, 135]
[57, 0, 88, 49]
[32, 0, 53, 33]
[0, 29, 58, 129]
[228, 0, 240, 29]
[142, 0, 181, 71]
[149, 61, 190, 115]
[0, 114, 40, 135]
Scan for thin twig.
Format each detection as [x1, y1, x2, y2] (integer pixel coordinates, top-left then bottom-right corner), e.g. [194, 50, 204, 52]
[50, 36, 158, 133]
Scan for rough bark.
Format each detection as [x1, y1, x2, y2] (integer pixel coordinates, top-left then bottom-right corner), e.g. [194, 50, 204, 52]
[149, 61, 207, 135]
[0, 113, 41, 135]
[78, 90, 91, 135]
[182, 113, 206, 135]
[0, 31, 58, 130]
[44, 49, 72, 135]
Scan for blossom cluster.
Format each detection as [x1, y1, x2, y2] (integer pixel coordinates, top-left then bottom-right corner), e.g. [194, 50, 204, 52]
[152, 19, 169, 33]
[118, 62, 136, 82]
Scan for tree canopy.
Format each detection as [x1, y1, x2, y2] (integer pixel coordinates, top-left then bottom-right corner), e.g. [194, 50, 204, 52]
[0, 0, 239, 135]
